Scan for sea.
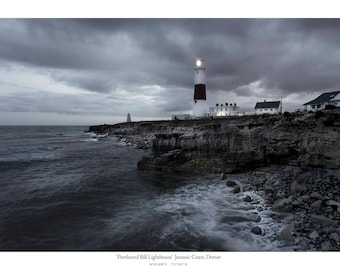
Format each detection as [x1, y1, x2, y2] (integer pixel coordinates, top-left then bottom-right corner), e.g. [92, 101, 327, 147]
[0, 126, 289, 251]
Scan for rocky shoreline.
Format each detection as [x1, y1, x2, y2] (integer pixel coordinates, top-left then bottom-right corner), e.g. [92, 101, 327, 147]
[232, 165, 340, 250]
[89, 109, 340, 250]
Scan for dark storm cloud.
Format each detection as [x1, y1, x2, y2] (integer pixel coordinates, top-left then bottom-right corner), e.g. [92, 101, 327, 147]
[1, 18, 340, 115]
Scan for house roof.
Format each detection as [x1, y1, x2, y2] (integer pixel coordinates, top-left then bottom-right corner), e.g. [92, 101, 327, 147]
[330, 93, 340, 101]
[303, 91, 340, 105]
[255, 101, 281, 109]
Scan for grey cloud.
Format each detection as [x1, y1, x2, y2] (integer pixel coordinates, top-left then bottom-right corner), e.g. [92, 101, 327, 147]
[1, 18, 340, 118]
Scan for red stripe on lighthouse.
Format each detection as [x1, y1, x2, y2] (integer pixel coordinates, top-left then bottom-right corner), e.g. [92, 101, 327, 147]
[194, 84, 206, 100]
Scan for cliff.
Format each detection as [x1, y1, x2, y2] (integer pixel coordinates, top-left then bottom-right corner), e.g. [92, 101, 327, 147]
[89, 109, 340, 173]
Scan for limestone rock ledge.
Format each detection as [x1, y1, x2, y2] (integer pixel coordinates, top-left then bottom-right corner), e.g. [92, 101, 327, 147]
[89, 109, 340, 173]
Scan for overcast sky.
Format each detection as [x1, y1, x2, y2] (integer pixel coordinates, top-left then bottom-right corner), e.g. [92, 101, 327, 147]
[1, 18, 340, 125]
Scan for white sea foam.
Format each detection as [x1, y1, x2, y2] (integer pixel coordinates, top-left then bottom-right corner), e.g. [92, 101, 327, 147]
[145, 176, 288, 251]
[84, 138, 98, 142]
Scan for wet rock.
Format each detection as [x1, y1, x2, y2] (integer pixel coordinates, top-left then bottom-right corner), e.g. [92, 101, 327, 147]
[311, 214, 338, 228]
[221, 215, 250, 223]
[258, 191, 266, 196]
[220, 173, 227, 180]
[272, 197, 294, 213]
[251, 226, 262, 235]
[311, 200, 323, 208]
[310, 192, 324, 200]
[226, 180, 237, 187]
[309, 230, 319, 240]
[291, 181, 308, 194]
[249, 214, 261, 222]
[243, 185, 253, 192]
[264, 185, 275, 194]
[233, 186, 241, 194]
[252, 177, 266, 188]
[243, 195, 252, 202]
[279, 224, 295, 243]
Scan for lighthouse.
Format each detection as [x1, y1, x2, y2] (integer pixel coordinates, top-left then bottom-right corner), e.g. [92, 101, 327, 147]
[193, 58, 207, 118]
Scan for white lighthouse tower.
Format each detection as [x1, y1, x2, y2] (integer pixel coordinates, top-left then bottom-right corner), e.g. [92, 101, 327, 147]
[193, 58, 207, 118]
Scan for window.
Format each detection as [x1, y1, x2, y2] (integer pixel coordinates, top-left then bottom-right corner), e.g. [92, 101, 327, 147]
[317, 104, 321, 108]
[312, 105, 315, 109]
[270, 109, 273, 111]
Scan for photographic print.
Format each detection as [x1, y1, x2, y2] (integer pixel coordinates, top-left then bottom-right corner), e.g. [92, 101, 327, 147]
[0, 8, 339, 269]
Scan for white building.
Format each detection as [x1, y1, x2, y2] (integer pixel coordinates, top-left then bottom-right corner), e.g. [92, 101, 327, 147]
[255, 101, 282, 115]
[303, 91, 340, 111]
[209, 103, 243, 117]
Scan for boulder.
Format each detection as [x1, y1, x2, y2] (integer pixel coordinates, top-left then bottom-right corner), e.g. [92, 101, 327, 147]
[220, 173, 227, 180]
[283, 214, 295, 222]
[321, 241, 334, 250]
[311, 214, 338, 228]
[272, 197, 294, 213]
[233, 186, 241, 194]
[300, 195, 311, 201]
[311, 200, 323, 208]
[329, 232, 340, 242]
[327, 200, 340, 209]
[251, 226, 262, 235]
[279, 224, 295, 243]
[264, 185, 275, 194]
[252, 177, 266, 187]
[226, 180, 237, 187]
[243, 195, 252, 202]
[221, 215, 252, 223]
[309, 230, 319, 240]
[310, 192, 324, 200]
[248, 214, 261, 222]
[290, 180, 308, 194]
[243, 185, 253, 192]
[258, 191, 266, 196]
